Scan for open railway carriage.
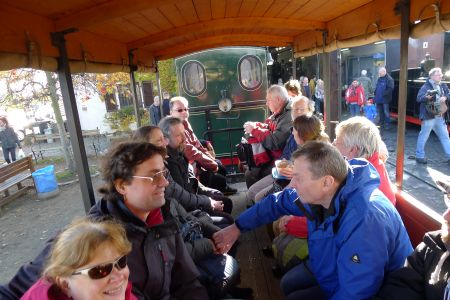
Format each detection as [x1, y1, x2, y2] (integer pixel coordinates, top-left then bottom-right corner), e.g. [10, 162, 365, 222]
[1, 0, 450, 296]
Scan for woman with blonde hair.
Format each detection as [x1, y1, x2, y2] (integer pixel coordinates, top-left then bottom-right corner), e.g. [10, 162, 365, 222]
[21, 218, 136, 300]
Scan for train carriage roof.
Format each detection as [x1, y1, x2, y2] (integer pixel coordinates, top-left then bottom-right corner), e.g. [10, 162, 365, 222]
[0, 0, 449, 73]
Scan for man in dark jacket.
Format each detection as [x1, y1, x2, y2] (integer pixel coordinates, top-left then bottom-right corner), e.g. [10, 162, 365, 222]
[374, 67, 394, 129]
[243, 85, 292, 188]
[0, 142, 208, 300]
[149, 95, 162, 125]
[414, 67, 450, 164]
[374, 193, 450, 300]
[159, 116, 233, 214]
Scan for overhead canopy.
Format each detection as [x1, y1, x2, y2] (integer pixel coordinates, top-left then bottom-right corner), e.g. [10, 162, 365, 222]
[0, 0, 449, 72]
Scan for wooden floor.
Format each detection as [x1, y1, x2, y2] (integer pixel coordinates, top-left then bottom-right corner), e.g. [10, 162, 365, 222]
[228, 181, 284, 300]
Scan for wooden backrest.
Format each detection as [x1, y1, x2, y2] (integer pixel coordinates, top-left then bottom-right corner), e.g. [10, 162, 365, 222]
[396, 190, 442, 248]
[0, 156, 35, 183]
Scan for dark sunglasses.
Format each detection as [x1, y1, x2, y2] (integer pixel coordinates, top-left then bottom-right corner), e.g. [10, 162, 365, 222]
[72, 255, 127, 280]
[174, 108, 189, 112]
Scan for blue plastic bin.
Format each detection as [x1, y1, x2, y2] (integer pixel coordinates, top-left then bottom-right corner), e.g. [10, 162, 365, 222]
[32, 165, 59, 196]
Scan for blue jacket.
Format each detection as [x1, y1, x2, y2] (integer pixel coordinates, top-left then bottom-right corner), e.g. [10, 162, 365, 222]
[235, 158, 413, 299]
[374, 74, 394, 104]
[416, 79, 450, 120]
[280, 134, 297, 160]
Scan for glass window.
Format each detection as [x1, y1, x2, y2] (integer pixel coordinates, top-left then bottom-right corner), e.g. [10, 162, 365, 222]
[239, 55, 262, 90]
[182, 61, 206, 96]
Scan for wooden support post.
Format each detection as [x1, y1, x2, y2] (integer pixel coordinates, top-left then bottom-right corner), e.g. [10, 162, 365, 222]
[129, 51, 141, 127]
[395, 0, 410, 189]
[50, 30, 95, 212]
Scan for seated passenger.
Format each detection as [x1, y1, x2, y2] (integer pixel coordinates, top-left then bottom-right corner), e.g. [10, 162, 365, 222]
[247, 95, 314, 203]
[159, 116, 234, 215]
[284, 79, 302, 98]
[0, 142, 208, 300]
[333, 116, 396, 205]
[132, 125, 228, 214]
[374, 192, 450, 300]
[169, 96, 237, 195]
[243, 85, 292, 188]
[21, 218, 137, 300]
[213, 142, 413, 299]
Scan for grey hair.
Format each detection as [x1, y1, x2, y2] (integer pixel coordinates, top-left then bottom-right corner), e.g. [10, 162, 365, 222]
[169, 96, 189, 111]
[267, 85, 289, 102]
[158, 116, 183, 138]
[429, 67, 442, 77]
[335, 116, 381, 158]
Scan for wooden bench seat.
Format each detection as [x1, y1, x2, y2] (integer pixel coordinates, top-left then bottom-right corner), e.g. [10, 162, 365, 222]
[0, 156, 36, 208]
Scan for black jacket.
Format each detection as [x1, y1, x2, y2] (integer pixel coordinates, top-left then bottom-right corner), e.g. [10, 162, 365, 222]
[0, 197, 208, 300]
[165, 170, 213, 213]
[374, 230, 449, 300]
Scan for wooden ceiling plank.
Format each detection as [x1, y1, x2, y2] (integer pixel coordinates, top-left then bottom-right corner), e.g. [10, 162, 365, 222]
[55, 0, 180, 30]
[290, 0, 330, 19]
[176, 1, 200, 24]
[211, 0, 226, 19]
[194, 0, 212, 21]
[128, 17, 325, 49]
[225, 0, 243, 18]
[250, 0, 274, 17]
[278, 0, 309, 18]
[140, 8, 174, 31]
[125, 13, 161, 35]
[263, 0, 290, 18]
[154, 34, 291, 59]
[239, 0, 258, 17]
[159, 4, 188, 27]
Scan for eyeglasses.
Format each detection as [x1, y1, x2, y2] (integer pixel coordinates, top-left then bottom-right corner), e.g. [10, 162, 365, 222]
[72, 255, 127, 280]
[173, 108, 189, 113]
[132, 169, 169, 183]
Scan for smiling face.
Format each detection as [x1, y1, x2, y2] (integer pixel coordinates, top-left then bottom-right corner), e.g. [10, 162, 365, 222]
[115, 154, 168, 221]
[62, 243, 130, 300]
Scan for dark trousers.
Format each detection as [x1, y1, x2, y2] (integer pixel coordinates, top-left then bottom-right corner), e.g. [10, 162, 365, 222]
[245, 163, 272, 189]
[376, 103, 390, 127]
[2, 147, 16, 164]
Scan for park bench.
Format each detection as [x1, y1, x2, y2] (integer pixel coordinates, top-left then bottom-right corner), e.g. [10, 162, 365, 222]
[30, 128, 102, 161]
[0, 155, 36, 208]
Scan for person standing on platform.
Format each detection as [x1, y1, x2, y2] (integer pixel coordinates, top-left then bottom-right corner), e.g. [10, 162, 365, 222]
[415, 67, 450, 165]
[374, 67, 394, 130]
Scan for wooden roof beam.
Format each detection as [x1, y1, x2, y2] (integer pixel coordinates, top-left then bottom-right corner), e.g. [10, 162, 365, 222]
[55, 0, 179, 31]
[127, 17, 325, 50]
[153, 34, 292, 60]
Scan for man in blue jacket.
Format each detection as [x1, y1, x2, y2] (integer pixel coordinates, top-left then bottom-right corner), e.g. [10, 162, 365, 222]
[374, 67, 394, 130]
[213, 141, 413, 299]
[414, 67, 450, 164]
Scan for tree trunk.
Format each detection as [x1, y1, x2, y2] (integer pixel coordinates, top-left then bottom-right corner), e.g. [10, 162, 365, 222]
[45, 71, 76, 172]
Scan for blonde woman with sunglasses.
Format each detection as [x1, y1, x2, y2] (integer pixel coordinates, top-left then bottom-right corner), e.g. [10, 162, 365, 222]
[21, 218, 137, 300]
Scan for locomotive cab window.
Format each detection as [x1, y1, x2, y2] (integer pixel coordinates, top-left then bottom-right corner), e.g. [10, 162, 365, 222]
[238, 55, 262, 90]
[182, 61, 206, 96]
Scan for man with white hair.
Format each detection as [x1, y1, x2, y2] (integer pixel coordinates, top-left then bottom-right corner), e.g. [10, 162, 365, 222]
[374, 67, 394, 129]
[357, 69, 373, 101]
[243, 85, 292, 188]
[414, 67, 450, 165]
[149, 95, 162, 125]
